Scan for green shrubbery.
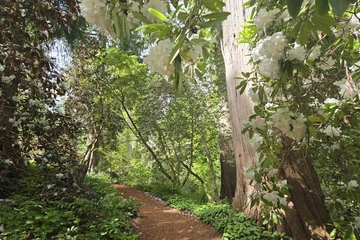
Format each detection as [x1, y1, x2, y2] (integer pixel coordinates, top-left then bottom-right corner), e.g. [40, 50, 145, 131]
[0, 173, 139, 240]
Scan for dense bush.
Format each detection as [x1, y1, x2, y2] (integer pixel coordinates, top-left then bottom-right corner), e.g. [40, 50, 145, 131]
[0, 174, 139, 240]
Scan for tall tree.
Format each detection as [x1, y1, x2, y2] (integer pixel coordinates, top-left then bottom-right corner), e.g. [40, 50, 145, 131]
[0, 0, 82, 178]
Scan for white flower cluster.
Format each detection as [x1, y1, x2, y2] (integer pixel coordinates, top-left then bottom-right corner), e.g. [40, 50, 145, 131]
[249, 133, 264, 150]
[287, 43, 306, 62]
[271, 107, 307, 139]
[251, 32, 288, 79]
[323, 125, 341, 137]
[317, 57, 336, 71]
[1, 75, 15, 84]
[253, 8, 280, 30]
[79, 0, 114, 36]
[308, 45, 322, 61]
[186, 45, 202, 61]
[250, 116, 266, 130]
[143, 39, 175, 76]
[348, 180, 358, 190]
[333, 79, 359, 99]
[4, 159, 13, 165]
[262, 190, 287, 206]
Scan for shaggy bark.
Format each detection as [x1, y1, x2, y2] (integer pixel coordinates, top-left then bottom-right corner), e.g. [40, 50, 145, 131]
[222, 0, 256, 214]
[279, 138, 331, 239]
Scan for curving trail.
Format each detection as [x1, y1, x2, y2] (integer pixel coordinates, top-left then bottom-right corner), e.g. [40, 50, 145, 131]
[114, 184, 221, 240]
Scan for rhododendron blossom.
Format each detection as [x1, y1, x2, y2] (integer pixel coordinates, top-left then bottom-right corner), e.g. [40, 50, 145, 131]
[143, 39, 175, 76]
[79, 0, 114, 36]
[253, 8, 280, 30]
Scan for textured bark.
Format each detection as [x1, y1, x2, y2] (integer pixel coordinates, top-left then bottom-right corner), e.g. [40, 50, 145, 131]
[222, 0, 256, 213]
[279, 138, 331, 239]
[219, 133, 236, 203]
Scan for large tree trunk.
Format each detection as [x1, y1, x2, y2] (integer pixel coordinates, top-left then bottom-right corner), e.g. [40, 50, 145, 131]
[279, 138, 331, 239]
[222, 0, 256, 214]
[222, 2, 331, 238]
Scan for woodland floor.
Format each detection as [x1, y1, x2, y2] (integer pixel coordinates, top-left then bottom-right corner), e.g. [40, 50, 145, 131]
[114, 184, 221, 240]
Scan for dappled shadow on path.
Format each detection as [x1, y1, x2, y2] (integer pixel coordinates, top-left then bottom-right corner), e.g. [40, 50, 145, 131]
[114, 184, 221, 240]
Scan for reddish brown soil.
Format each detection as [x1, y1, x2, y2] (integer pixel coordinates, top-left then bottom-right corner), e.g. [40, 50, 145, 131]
[114, 184, 221, 240]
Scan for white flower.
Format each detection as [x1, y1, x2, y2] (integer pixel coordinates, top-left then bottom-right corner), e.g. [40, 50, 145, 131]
[267, 169, 278, 178]
[259, 59, 280, 79]
[254, 8, 281, 30]
[252, 32, 288, 62]
[143, 39, 175, 76]
[250, 116, 266, 130]
[4, 159, 13, 165]
[79, 0, 114, 36]
[348, 180, 359, 189]
[248, 133, 264, 150]
[324, 98, 339, 105]
[317, 57, 336, 70]
[47, 184, 54, 189]
[262, 191, 280, 204]
[308, 45, 322, 61]
[323, 125, 341, 137]
[0, 224, 4, 232]
[141, 0, 168, 22]
[55, 173, 64, 179]
[287, 43, 306, 62]
[12, 95, 21, 102]
[1, 75, 15, 84]
[271, 108, 307, 139]
[279, 197, 288, 206]
[333, 79, 359, 99]
[277, 179, 287, 188]
[186, 45, 202, 61]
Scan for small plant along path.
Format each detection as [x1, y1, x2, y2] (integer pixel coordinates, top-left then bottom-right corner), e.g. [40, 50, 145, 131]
[114, 184, 221, 240]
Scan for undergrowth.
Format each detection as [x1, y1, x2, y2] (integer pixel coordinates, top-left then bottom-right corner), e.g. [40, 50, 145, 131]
[0, 169, 139, 240]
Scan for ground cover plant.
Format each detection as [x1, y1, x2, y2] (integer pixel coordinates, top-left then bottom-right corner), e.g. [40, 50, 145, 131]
[0, 171, 139, 240]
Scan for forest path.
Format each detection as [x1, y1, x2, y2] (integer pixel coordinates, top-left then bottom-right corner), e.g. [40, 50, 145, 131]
[114, 184, 221, 240]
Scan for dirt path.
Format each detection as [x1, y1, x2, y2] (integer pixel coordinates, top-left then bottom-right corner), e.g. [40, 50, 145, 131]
[114, 184, 221, 240]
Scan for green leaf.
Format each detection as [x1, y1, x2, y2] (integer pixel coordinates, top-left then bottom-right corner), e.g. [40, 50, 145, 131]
[169, 31, 186, 64]
[148, 8, 168, 21]
[173, 55, 182, 91]
[315, 0, 330, 15]
[135, 23, 163, 31]
[200, 0, 225, 11]
[308, 115, 323, 122]
[286, 0, 303, 18]
[132, 11, 152, 24]
[329, 0, 352, 16]
[197, 18, 227, 28]
[202, 11, 230, 19]
[299, 20, 310, 45]
[311, 13, 337, 35]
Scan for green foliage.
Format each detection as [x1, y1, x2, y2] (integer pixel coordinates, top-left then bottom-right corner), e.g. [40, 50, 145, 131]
[0, 175, 139, 240]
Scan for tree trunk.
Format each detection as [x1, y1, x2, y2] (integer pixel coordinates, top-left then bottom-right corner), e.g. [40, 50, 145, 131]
[222, 0, 256, 214]
[279, 137, 331, 239]
[219, 131, 236, 203]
